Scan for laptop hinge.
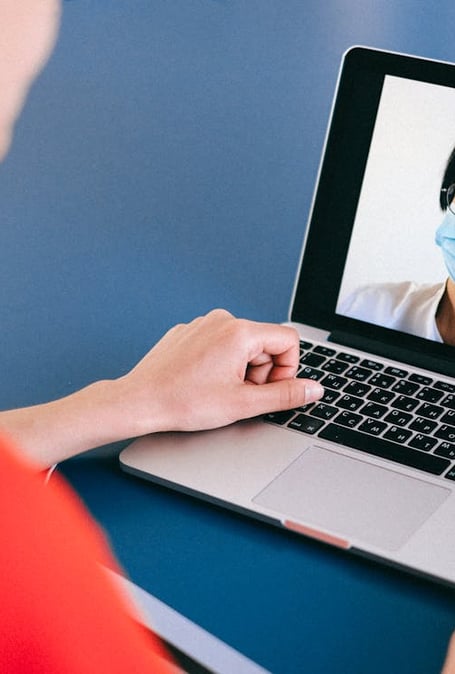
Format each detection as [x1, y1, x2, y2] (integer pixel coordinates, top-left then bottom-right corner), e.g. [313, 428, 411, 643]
[329, 330, 455, 378]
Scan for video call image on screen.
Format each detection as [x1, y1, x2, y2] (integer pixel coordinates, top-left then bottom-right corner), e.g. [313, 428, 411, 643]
[336, 74, 455, 345]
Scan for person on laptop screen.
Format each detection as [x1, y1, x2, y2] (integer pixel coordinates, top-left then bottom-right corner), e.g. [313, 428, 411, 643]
[339, 146, 455, 345]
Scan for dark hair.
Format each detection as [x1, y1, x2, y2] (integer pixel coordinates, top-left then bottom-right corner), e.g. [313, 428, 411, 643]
[440, 146, 455, 210]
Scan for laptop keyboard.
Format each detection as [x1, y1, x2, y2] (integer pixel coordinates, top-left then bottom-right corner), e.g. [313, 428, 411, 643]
[265, 340, 455, 481]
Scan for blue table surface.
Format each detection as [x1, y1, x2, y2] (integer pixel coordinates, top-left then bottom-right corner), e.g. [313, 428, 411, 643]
[2, 1, 455, 671]
[61, 453, 454, 674]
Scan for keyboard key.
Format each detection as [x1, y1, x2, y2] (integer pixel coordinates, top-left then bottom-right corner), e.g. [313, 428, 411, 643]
[319, 424, 450, 475]
[289, 414, 325, 434]
[391, 380, 419, 396]
[336, 352, 360, 364]
[345, 366, 372, 382]
[434, 380, 455, 393]
[300, 340, 313, 350]
[360, 401, 388, 419]
[441, 394, 455, 410]
[344, 381, 371, 397]
[384, 409, 412, 426]
[310, 403, 338, 421]
[334, 411, 362, 428]
[337, 394, 364, 411]
[408, 417, 437, 434]
[300, 352, 326, 367]
[296, 403, 315, 413]
[360, 359, 383, 371]
[265, 410, 296, 425]
[409, 373, 433, 386]
[369, 372, 396, 388]
[321, 374, 348, 390]
[321, 389, 340, 404]
[408, 434, 437, 452]
[440, 410, 455, 427]
[298, 366, 325, 381]
[366, 387, 394, 405]
[313, 345, 336, 357]
[415, 402, 444, 420]
[358, 418, 387, 436]
[444, 467, 455, 481]
[385, 366, 408, 378]
[321, 359, 350, 374]
[435, 425, 455, 442]
[384, 426, 412, 443]
[434, 442, 455, 459]
[416, 387, 444, 403]
[392, 395, 419, 412]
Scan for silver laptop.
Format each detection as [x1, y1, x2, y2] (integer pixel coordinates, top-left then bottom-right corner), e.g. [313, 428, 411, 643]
[120, 47, 455, 586]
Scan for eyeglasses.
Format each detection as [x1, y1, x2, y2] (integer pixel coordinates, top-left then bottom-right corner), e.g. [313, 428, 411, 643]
[441, 183, 455, 214]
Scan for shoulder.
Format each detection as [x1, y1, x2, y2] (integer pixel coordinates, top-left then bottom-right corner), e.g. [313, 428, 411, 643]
[340, 281, 445, 314]
[338, 281, 446, 339]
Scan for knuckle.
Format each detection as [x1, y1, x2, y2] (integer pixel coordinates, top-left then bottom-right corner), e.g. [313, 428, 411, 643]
[167, 322, 185, 335]
[208, 308, 233, 320]
[230, 318, 251, 345]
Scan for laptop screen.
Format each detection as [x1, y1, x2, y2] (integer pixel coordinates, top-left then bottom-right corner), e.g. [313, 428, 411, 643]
[291, 47, 455, 374]
[337, 74, 455, 344]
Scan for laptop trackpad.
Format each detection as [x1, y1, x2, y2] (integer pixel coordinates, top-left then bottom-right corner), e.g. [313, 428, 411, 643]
[253, 446, 449, 551]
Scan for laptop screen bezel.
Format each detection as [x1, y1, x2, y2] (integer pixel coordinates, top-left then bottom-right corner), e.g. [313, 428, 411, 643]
[290, 46, 455, 373]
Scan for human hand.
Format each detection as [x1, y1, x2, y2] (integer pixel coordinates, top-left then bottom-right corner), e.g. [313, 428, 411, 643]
[118, 309, 324, 436]
[0, 309, 323, 466]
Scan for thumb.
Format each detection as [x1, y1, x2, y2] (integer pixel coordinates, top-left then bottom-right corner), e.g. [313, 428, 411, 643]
[240, 378, 324, 418]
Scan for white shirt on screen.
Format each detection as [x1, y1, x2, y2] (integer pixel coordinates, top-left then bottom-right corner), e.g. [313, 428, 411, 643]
[338, 280, 446, 342]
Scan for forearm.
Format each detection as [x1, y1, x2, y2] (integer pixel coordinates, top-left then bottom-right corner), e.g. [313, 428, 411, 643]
[0, 379, 136, 468]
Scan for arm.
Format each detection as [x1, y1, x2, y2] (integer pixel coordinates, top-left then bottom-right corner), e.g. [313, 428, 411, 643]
[0, 309, 323, 467]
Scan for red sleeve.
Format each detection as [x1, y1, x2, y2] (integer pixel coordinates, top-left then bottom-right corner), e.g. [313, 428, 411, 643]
[0, 435, 178, 673]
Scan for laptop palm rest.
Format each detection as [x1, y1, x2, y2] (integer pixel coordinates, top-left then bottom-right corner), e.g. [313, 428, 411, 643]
[253, 446, 449, 551]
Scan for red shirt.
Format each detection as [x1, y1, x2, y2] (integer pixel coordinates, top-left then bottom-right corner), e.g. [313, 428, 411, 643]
[0, 435, 178, 673]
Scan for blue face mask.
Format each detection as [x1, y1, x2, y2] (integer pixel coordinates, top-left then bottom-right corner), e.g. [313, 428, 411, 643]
[435, 209, 455, 281]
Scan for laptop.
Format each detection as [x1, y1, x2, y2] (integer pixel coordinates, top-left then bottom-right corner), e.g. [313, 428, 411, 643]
[120, 47, 455, 586]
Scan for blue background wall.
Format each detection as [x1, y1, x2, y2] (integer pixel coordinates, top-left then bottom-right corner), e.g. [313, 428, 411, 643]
[2, 0, 455, 408]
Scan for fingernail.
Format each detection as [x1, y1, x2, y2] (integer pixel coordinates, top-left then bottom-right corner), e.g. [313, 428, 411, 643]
[306, 381, 324, 401]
